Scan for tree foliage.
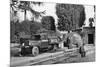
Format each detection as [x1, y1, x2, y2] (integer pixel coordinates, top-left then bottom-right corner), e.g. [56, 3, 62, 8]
[10, 20, 43, 42]
[30, 21, 42, 34]
[10, 0, 45, 22]
[10, 0, 45, 42]
[41, 16, 56, 31]
[56, 4, 86, 31]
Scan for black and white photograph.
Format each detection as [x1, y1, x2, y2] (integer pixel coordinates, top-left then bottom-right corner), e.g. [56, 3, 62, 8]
[10, 0, 96, 66]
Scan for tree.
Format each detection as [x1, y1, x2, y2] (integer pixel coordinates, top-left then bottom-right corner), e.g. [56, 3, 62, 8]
[89, 17, 94, 27]
[56, 4, 86, 31]
[20, 20, 31, 34]
[10, 0, 19, 22]
[41, 16, 56, 31]
[10, 0, 46, 42]
[79, 7, 86, 27]
[30, 21, 42, 34]
[18, 1, 30, 20]
[18, 1, 45, 20]
[10, 0, 45, 21]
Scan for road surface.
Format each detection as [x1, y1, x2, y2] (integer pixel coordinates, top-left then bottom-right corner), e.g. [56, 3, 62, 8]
[10, 45, 95, 66]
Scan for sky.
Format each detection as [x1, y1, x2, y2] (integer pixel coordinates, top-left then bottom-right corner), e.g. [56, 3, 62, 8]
[84, 5, 95, 26]
[16, 2, 95, 27]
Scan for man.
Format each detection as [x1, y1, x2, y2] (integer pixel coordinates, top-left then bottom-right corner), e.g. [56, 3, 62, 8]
[79, 44, 86, 57]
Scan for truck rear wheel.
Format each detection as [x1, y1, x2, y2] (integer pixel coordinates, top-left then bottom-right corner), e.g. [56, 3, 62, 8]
[32, 46, 39, 56]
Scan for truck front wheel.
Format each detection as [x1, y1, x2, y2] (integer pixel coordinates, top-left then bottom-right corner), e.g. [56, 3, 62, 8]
[32, 46, 39, 56]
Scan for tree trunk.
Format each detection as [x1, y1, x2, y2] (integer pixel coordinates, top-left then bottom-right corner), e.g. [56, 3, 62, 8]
[24, 10, 27, 20]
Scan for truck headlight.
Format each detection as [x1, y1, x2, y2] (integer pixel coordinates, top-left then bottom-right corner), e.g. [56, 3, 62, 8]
[22, 43, 24, 46]
[29, 42, 31, 45]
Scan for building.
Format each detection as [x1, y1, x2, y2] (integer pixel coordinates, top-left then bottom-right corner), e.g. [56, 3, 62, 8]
[82, 27, 95, 45]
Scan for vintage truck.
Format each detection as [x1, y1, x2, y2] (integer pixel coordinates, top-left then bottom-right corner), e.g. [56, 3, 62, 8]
[20, 33, 60, 56]
[11, 32, 85, 57]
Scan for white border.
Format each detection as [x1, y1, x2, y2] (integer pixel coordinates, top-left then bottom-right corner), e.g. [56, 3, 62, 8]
[21, 0, 96, 5]
[0, 0, 99, 67]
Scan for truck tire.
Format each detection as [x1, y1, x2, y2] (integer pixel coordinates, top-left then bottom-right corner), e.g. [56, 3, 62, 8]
[32, 46, 39, 56]
[20, 47, 26, 56]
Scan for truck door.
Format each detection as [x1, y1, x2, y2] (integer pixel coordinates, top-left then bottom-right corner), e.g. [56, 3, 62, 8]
[40, 34, 49, 48]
